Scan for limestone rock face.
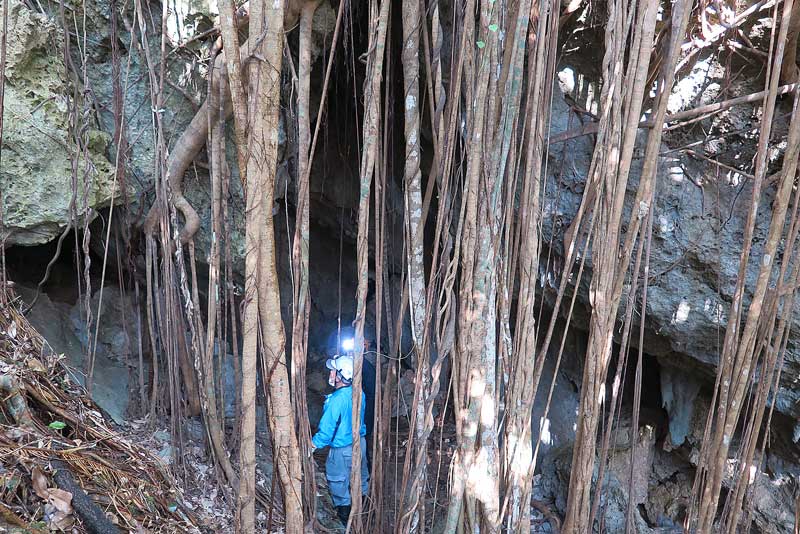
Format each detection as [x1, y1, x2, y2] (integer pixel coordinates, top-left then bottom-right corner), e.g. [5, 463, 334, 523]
[0, 0, 124, 246]
[528, 60, 800, 532]
[544, 62, 800, 422]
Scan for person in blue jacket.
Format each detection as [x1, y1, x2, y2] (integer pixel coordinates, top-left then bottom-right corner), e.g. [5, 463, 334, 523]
[311, 354, 369, 525]
[326, 331, 377, 471]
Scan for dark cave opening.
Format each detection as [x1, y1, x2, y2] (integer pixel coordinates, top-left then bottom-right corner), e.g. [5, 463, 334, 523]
[615, 346, 669, 443]
[4, 224, 117, 306]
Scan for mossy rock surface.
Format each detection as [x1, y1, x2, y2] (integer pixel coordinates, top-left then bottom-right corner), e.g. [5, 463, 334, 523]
[0, 0, 123, 246]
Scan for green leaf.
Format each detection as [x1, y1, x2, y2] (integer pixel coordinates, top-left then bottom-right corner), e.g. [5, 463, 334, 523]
[476, 40, 486, 49]
[168, 503, 178, 513]
[48, 421, 66, 430]
[488, 24, 498, 32]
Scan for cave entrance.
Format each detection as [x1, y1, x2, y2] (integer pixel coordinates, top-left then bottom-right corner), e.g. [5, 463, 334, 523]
[605, 341, 670, 446]
[4, 224, 116, 306]
[618, 347, 667, 433]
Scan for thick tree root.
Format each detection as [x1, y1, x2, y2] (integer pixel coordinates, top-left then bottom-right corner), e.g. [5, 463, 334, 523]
[52, 461, 121, 534]
[142, 0, 306, 247]
[143, 51, 232, 245]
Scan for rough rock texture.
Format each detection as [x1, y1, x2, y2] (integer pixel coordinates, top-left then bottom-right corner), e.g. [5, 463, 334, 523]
[546, 57, 800, 422]
[528, 53, 800, 532]
[534, 400, 795, 533]
[0, 0, 124, 246]
[15, 285, 133, 423]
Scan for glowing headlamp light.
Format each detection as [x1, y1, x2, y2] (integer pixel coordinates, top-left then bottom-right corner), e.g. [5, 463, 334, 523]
[341, 337, 355, 352]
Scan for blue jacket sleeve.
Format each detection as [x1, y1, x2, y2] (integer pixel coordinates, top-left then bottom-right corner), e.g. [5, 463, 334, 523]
[312, 396, 339, 449]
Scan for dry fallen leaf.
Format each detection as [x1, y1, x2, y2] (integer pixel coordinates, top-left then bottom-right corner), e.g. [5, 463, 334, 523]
[31, 467, 75, 531]
[26, 358, 47, 372]
[47, 488, 73, 514]
[31, 466, 49, 499]
[3, 426, 25, 441]
[44, 501, 75, 531]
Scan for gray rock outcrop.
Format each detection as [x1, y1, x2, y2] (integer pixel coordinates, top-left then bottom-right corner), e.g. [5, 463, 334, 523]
[0, 0, 124, 246]
[17, 285, 134, 423]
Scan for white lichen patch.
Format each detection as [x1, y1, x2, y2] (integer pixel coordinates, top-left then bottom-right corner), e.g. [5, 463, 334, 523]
[671, 299, 691, 325]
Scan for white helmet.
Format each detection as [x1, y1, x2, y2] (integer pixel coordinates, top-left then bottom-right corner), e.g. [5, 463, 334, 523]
[326, 355, 354, 382]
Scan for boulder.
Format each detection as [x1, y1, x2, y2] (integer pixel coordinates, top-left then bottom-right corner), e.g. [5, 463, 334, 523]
[65, 287, 135, 424]
[17, 285, 132, 424]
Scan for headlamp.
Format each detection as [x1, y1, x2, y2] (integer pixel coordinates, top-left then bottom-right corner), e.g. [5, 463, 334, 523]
[341, 337, 355, 352]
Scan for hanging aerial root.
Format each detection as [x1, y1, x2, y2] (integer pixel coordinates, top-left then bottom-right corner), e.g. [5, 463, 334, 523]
[142, 1, 307, 248]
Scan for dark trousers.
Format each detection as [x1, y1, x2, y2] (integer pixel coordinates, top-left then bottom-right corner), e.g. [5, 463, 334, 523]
[365, 433, 372, 471]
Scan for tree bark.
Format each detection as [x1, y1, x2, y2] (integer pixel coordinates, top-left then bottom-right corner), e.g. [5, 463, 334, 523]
[350, 0, 391, 530]
[291, 0, 322, 525]
[217, 0, 250, 190]
[237, 150, 261, 534]
[399, 0, 428, 528]
[782, 0, 800, 83]
[238, 0, 304, 532]
[560, 0, 658, 531]
[501, 0, 553, 529]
